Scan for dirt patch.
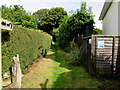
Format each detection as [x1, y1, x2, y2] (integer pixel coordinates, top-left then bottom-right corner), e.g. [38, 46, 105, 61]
[24, 58, 46, 76]
[21, 58, 53, 88]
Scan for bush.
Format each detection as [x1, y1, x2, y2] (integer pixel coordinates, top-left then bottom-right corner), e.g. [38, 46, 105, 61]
[58, 16, 71, 51]
[68, 46, 86, 66]
[93, 28, 102, 35]
[52, 28, 59, 41]
[58, 2, 94, 51]
[2, 25, 52, 76]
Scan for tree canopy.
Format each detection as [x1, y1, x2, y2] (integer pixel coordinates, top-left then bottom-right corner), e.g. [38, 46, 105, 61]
[58, 2, 95, 50]
[1, 5, 38, 29]
[33, 9, 49, 29]
[34, 7, 68, 34]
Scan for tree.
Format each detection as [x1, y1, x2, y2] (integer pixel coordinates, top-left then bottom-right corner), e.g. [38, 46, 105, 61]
[33, 9, 49, 29]
[58, 2, 95, 50]
[39, 7, 68, 34]
[1, 5, 38, 29]
[93, 28, 102, 35]
[1, 5, 14, 21]
[80, 2, 87, 12]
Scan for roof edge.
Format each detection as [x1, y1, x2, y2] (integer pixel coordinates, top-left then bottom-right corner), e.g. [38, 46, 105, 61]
[99, 0, 113, 20]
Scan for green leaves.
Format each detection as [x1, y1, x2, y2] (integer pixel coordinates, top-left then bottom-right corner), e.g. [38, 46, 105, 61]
[2, 25, 52, 76]
[1, 5, 38, 29]
[35, 7, 67, 34]
[58, 2, 94, 50]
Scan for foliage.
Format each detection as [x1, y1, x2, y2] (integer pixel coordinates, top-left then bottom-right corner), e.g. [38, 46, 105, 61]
[58, 2, 94, 50]
[2, 25, 52, 76]
[70, 38, 78, 49]
[33, 9, 49, 29]
[58, 16, 70, 51]
[35, 7, 68, 34]
[52, 28, 59, 41]
[46, 43, 101, 88]
[1, 5, 38, 29]
[22, 43, 120, 88]
[93, 28, 102, 35]
[69, 45, 86, 66]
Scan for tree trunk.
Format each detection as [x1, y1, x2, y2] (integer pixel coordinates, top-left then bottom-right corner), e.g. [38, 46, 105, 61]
[75, 33, 83, 49]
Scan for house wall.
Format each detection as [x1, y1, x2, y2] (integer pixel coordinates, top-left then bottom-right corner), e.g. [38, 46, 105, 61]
[102, 2, 118, 35]
[118, 1, 120, 34]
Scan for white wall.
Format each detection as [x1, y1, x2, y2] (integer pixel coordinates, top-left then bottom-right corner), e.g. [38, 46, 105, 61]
[118, 1, 120, 34]
[102, 2, 118, 35]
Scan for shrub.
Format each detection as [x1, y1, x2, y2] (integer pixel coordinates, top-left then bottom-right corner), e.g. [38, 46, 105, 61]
[68, 45, 86, 66]
[93, 28, 102, 35]
[52, 28, 59, 41]
[2, 25, 52, 76]
[58, 2, 94, 51]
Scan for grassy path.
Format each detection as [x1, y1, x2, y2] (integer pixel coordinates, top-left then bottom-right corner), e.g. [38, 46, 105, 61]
[21, 58, 70, 88]
[21, 43, 120, 88]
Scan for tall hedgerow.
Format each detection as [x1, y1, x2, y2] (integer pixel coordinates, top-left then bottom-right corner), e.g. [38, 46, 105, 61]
[2, 25, 52, 76]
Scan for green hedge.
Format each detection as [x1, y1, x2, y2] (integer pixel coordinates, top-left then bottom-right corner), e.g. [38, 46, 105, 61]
[2, 25, 52, 75]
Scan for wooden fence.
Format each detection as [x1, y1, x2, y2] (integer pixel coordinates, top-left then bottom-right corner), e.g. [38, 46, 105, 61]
[83, 35, 120, 75]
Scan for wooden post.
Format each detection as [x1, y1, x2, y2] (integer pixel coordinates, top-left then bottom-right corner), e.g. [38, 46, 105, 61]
[94, 36, 97, 75]
[91, 35, 96, 74]
[112, 36, 115, 76]
[87, 37, 91, 72]
[11, 54, 21, 88]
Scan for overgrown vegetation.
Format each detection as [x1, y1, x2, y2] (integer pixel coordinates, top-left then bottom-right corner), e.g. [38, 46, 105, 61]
[2, 1, 120, 88]
[69, 46, 86, 66]
[1, 5, 38, 29]
[1, 1, 106, 88]
[1, 5, 68, 38]
[22, 43, 120, 88]
[58, 2, 94, 51]
[93, 28, 102, 35]
[2, 25, 52, 76]
[34, 7, 68, 34]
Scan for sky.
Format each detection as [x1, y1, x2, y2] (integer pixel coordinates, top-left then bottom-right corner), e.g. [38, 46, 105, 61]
[1, 0, 106, 29]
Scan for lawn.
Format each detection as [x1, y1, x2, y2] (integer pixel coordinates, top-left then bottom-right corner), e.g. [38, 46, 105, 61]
[21, 43, 120, 88]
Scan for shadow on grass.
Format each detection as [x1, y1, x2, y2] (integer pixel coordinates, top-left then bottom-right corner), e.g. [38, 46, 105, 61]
[47, 43, 120, 89]
[40, 78, 49, 88]
[51, 67, 100, 88]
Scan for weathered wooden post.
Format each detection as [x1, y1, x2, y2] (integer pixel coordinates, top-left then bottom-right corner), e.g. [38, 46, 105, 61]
[11, 54, 22, 88]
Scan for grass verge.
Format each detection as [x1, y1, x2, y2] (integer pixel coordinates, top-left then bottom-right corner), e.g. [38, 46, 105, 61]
[21, 43, 120, 88]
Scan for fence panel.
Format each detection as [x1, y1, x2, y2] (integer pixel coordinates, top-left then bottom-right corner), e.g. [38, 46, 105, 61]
[83, 35, 120, 75]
